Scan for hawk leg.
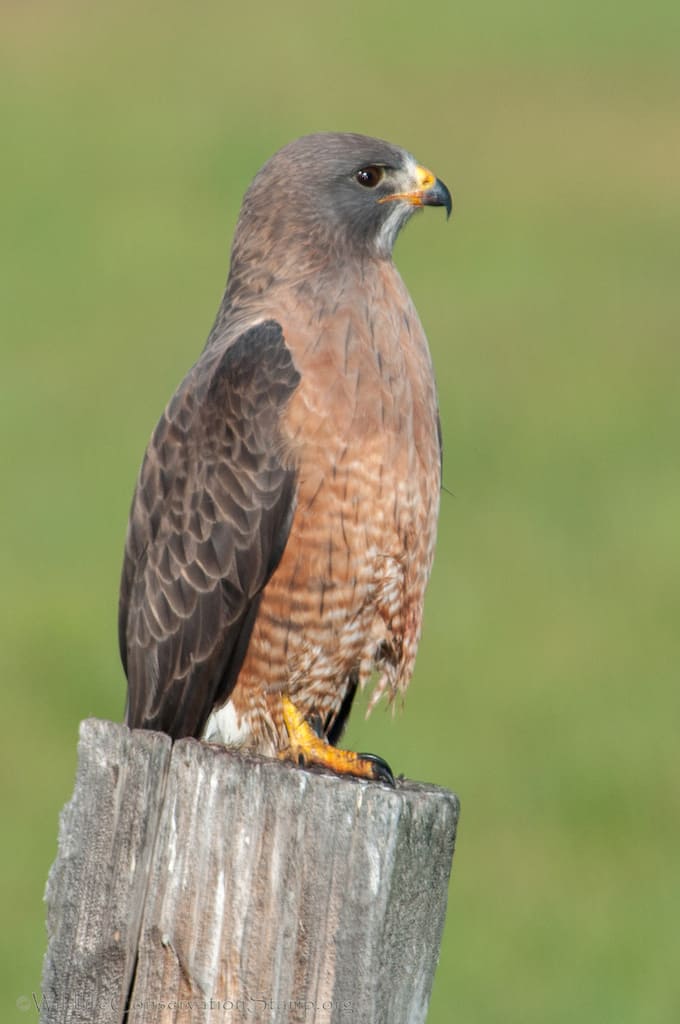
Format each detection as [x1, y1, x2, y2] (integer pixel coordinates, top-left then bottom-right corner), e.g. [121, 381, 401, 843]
[279, 696, 395, 786]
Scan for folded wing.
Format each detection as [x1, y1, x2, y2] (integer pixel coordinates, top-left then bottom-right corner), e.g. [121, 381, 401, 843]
[119, 320, 300, 738]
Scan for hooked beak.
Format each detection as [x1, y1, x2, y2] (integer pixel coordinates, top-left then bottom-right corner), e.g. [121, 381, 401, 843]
[379, 163, 452, 219]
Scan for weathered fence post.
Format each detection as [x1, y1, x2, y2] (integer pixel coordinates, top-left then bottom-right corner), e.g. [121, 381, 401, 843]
[41, 719, 459, 1024]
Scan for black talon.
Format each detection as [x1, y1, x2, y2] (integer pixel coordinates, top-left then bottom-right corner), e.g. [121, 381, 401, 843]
[307, 712, 324, 739]
[358, 753, 396, 787]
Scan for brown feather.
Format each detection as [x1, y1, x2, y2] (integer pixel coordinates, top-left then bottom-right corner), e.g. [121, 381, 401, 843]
[119, 320, 300, 738]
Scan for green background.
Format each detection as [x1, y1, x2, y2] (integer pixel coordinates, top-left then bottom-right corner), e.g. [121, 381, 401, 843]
[2, 2, 679, 1020]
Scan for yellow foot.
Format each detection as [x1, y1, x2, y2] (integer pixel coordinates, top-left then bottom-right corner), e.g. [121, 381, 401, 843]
[279, 695, 395, 786]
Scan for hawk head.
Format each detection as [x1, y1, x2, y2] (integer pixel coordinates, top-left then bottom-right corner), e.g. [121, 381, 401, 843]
[231, 132, 452, 271]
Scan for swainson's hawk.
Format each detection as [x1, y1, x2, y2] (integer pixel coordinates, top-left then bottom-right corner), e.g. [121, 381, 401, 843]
[119, 132, 451, 783]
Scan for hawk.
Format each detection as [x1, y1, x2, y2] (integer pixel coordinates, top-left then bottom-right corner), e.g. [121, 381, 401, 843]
[119, 132, 451, 784]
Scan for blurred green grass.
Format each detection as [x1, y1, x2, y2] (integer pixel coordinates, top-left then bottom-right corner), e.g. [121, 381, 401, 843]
[2, 1, 679, 1020]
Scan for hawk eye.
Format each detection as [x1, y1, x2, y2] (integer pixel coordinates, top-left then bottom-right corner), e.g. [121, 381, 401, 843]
[355, 165, 385, 188]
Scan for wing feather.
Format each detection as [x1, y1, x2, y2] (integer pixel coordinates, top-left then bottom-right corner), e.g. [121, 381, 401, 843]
[119, 320, 300, 738]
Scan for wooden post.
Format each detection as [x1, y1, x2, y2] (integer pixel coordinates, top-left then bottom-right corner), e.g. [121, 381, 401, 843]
[40, 719, 459, 1024]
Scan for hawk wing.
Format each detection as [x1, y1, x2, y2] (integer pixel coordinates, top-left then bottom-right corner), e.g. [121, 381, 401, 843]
[119, 320, 300, 739]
